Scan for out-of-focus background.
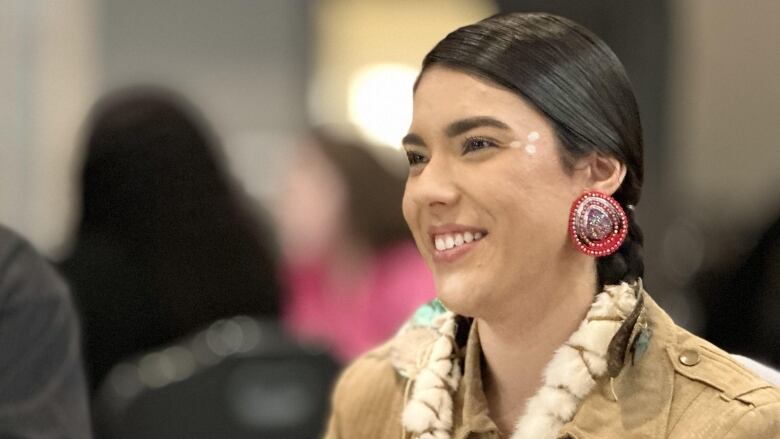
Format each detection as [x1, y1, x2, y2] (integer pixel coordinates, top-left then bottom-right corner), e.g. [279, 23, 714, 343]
[1, 0, 779, 437]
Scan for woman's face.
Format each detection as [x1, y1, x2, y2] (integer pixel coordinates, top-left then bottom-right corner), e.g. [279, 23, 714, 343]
[402, 67, 589, 318]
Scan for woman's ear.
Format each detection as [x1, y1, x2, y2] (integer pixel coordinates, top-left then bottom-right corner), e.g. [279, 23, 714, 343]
[576, 153, 626, 195]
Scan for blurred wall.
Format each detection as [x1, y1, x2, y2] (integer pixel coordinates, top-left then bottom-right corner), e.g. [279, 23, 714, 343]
[310, 0, 496, 147]
[0, 0, 99, 254]
[659, 0, 780, 329]
[99, 0, 310, 206]
[668, 0, 780, 229]
[1, 0, 309, 255]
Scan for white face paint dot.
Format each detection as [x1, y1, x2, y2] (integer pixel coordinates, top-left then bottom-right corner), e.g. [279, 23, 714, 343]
[525, 144, 537, 155]
[527, 131, 540, 142]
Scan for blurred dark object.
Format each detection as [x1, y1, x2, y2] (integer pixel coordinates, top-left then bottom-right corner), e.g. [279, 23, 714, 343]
[94, 317, 338, 439]
[59, 87, 281, 392]
[0, 225, 92, 438]
[694, 211, 780, 367]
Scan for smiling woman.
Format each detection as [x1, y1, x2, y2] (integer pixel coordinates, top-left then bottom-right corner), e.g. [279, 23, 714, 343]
[323, 13, 780, 439]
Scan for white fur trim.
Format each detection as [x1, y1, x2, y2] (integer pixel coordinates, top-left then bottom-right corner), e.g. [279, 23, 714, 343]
[401, 311, 461, 436]
[511, 282, 637, 439]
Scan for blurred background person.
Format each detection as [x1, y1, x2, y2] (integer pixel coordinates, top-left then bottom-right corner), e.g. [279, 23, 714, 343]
[58, 87, 281, 393]
[275, 127, 435, 362]
[0, 224, 92, 438]
[693, 207, 780, 367]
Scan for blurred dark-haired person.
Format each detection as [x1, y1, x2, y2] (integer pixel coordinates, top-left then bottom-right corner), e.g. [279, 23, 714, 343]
[696, 210, 780, 369]
[324, 13, 780, 439]
[59, 87, 281, 393]
[0, 225, 91, 438]
[276, 127, 435, 362]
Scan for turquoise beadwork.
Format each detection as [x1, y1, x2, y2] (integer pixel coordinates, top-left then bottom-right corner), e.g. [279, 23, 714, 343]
[410, 298, 447, 327]
[632, 326, 653, 364]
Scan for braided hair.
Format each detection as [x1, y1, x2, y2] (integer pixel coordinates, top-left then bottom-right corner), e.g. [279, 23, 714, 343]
[419, 12, 644, 287]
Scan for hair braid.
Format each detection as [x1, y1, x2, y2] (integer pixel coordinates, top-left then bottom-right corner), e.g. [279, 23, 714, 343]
[597, 206, 644, 286]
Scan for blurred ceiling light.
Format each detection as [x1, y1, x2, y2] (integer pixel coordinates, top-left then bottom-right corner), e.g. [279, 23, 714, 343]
[347, 63, 418, 149]
[311, 0, 496, 150]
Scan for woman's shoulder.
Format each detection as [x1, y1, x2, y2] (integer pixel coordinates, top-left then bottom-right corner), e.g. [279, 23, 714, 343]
[324, 341, 407, 439]
[332, 341, 404, 400]
[669, 322, 780, 392]
[324, 298, 455, 438]
[649, 296, 780, 437]
[669, 325, 780, 434]
[569, 290, 779, 438]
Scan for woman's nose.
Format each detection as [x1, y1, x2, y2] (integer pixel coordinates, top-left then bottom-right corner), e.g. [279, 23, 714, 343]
[410, 157, 460, 208]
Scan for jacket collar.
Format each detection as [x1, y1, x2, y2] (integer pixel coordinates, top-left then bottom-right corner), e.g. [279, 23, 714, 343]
[454, 320, 498, 438]
[557, 292, 675, 439]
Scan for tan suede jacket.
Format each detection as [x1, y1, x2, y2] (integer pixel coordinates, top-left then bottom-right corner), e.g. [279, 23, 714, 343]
[324, 293, 780, 438]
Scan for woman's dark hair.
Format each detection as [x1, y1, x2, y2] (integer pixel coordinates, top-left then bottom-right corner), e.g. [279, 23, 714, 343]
[62, 87, 280, 388]
[310, 127, 411, 251]
[419, 12, 644, 287]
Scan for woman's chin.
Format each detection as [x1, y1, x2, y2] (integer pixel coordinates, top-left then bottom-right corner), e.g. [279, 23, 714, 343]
[435, 278, 483, 317]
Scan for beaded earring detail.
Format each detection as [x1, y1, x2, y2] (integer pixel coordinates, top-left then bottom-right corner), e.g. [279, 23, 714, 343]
[568, 191, 628, 257]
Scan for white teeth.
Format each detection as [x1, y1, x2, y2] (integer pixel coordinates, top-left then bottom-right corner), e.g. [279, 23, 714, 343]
[433, 231, 485, 251]
[445, 235, 455, 249]
[454, 234, 464, 246]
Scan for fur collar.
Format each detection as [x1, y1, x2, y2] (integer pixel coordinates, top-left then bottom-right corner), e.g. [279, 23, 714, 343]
[391, 282, 641, 439]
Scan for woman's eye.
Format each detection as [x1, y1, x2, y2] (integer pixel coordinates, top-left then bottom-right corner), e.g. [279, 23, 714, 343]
[463, 137, 496, 153]
[406, 151, 428, 166]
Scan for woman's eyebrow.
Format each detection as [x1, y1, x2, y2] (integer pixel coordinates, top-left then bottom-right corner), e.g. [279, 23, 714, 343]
[402, 133, 426, 148]
[445, 116, 511, 137]
[402, 116, 510, 147]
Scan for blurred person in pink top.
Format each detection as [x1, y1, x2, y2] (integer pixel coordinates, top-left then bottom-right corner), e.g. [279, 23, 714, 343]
[276, 127, 435, 362]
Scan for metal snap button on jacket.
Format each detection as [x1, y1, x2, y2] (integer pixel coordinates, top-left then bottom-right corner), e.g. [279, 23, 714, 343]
[679, 349, 701, 366]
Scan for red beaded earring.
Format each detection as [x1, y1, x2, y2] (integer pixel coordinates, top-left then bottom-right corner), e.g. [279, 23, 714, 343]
[568, 191, 628, 257]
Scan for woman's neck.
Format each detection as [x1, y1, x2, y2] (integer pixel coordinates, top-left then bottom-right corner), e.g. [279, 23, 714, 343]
[478, 258, 597, 436]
